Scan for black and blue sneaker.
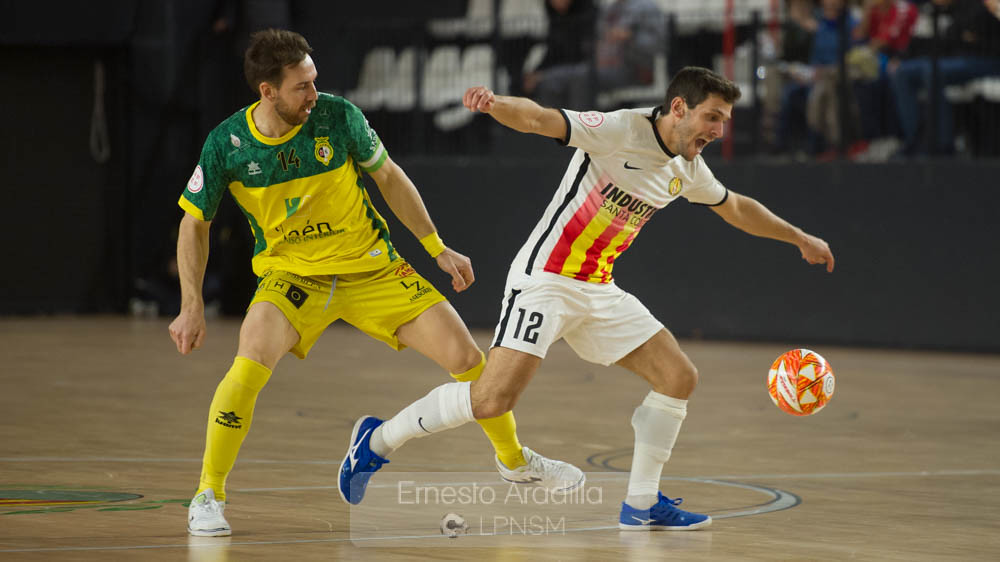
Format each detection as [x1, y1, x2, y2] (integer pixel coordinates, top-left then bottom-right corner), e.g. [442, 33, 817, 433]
[619, 492, 712, 531]
[338, 416, 389, 505]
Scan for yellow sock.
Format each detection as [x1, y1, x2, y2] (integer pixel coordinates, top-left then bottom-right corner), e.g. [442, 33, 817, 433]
[197, 356, 272, 501]
[452, 352, 526, 469]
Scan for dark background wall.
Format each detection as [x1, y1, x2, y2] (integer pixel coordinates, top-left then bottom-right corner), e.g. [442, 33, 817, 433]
[383, 136, 1000, 352]
[2, 1, 998, 352]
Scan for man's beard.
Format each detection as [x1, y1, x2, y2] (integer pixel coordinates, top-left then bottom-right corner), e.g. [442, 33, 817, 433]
[275, 97, 308, 126]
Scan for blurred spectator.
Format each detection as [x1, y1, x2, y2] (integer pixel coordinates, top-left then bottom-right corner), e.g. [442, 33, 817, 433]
[889, 0, 1000, 155]
[526, 0, 665, 109]
[847, 0, 919, 146]
[523, 0, 597, 103]
[774, 0, 859, 155]
[784, 0, 818, 64]
[854, 0, 919, 74]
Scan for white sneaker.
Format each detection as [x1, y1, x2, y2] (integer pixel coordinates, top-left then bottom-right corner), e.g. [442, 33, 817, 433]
[187, 489, 231, 537]
[496, 446, 585, 493]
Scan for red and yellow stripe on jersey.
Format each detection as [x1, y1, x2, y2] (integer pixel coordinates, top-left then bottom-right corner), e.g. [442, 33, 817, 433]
[542, 173, 653, 283]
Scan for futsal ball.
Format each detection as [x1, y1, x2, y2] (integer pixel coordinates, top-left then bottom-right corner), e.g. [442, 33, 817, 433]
[440, 512, 469, 538]
[767, 349, 835, 416]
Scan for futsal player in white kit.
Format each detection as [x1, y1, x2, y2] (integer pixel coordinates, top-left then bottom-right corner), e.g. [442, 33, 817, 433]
[339, 67, 835, 530]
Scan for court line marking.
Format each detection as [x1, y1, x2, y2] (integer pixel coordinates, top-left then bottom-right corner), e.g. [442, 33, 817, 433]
[0, 500, 763, 555]
[2, 458, 997, 480]
[9, 465, 997, 553]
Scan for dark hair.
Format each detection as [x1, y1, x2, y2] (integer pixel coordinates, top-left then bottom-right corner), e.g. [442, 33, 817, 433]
[663, 66, 741, 110]
[244, 29, 314, 94]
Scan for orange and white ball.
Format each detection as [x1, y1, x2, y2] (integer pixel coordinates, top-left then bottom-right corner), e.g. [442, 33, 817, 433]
[767, 349, 835, 416]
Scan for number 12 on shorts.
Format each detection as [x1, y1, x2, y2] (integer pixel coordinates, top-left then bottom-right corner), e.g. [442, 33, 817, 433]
[512, 308, 544, 344]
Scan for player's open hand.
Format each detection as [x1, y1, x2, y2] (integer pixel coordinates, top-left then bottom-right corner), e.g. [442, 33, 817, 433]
[463, 86, 495, 113]
[798, 233, 835, 273]
[435, 247, 475, 292]
[169, 309, 207, 354]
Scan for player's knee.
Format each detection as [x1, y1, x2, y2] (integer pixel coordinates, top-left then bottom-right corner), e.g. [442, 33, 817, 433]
[651, 361, 699, 398]
[451, 346, 484, 374]
[473, 397, 513, 420]
[470, 384, 516, 419]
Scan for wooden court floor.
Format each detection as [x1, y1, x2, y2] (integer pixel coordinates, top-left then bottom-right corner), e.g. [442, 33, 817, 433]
[1, 316, 998, 561]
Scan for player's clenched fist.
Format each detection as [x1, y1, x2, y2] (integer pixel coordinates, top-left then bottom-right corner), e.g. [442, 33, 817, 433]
[463, 86, 495, 113]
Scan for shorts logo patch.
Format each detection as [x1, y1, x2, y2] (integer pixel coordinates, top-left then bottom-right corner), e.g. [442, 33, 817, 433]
[400, 278, 433, 302]
[394, 263, 416, 277]
[187, 165, 204, 193]
[284, 283, 308, 308]
[578, 111, 604, 128]
[267, 279, 309, 308]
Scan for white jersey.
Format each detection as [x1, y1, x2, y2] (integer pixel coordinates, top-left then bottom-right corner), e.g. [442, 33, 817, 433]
[509, 106, 728, 284]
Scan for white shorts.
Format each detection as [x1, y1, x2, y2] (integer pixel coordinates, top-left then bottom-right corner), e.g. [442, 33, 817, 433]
[490, 271, 664, 366]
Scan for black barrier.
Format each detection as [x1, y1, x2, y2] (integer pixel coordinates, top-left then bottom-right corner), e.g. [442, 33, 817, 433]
[379, 145, 1000, 352]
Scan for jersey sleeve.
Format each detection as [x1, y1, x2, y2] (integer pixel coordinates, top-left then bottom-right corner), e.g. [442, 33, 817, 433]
[178, 132, 230, 221]
[559, 109, 631, 157]
[343, 99, 388, 174]
[682, 155, 729, 206]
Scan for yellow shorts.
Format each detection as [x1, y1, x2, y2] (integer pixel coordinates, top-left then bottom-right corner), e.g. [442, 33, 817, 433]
[249, 259, 447, 359]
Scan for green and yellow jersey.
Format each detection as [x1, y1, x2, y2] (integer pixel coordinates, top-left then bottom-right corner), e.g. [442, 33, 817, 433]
[179, 93, 396, 277]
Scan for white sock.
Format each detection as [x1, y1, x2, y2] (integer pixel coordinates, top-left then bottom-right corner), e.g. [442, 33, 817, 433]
[625, 391, 687, 509]
[370, 382, 474, 457]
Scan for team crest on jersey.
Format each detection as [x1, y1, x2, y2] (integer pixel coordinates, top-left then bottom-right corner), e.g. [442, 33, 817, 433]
[314, 136, 333, 166]
[668, 177, 682, 196]
[578, 111, 604, 127]
[187, 165, 204, 193]
[230, 134, 241, 148]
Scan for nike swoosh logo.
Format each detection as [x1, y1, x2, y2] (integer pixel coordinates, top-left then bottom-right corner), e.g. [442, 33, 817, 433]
[348, 428, 373, 471]
[417, 417, 430, 433]
[624, 161, 641, 170]
[631, 516, 654, 525]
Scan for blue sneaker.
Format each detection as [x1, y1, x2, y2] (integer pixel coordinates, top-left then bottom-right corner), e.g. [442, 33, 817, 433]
[338, 416, 389, 505]
[619, 492, 712, 531]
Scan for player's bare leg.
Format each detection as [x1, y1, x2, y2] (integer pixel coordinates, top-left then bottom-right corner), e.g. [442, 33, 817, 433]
[189, 302, 299, 536]
[342, 343, 583, 504]
[469, 346, 542, 419]
[614, 328, 711, 530]
[395, 301, 481, 373]
[235, 302, 300, 369]
[391, 301, 528, 466]
[616, 329, 698, 399]
[388, 303, 579, 481]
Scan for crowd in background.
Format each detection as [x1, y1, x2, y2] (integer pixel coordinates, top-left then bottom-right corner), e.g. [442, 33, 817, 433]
[771, 0, 1000, 160]
[511, 0, 1000, 160]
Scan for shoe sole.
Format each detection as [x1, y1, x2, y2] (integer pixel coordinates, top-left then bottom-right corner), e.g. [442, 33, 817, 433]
[499, 471, 586, 494]
[187, 526, 231, 537]
[618, 516, 712, 531]
[338, 415, 375, 504]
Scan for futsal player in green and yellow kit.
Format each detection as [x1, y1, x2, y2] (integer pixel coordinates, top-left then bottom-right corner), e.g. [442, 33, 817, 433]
[169, 29, 583, 537]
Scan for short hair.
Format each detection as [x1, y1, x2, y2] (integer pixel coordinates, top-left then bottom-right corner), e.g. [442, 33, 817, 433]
[663, 66, 741, 110]
[244, 29, 314, 94]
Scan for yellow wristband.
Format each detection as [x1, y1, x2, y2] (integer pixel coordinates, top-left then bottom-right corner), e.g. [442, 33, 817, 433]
[419, 232, 446, 258]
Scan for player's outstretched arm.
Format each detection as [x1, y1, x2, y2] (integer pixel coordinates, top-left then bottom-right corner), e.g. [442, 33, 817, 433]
[168, 212, 211, 354]
[463, 86, 567, 140]
[710, 191, 835, 272]
[369, 156, 474, 293]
